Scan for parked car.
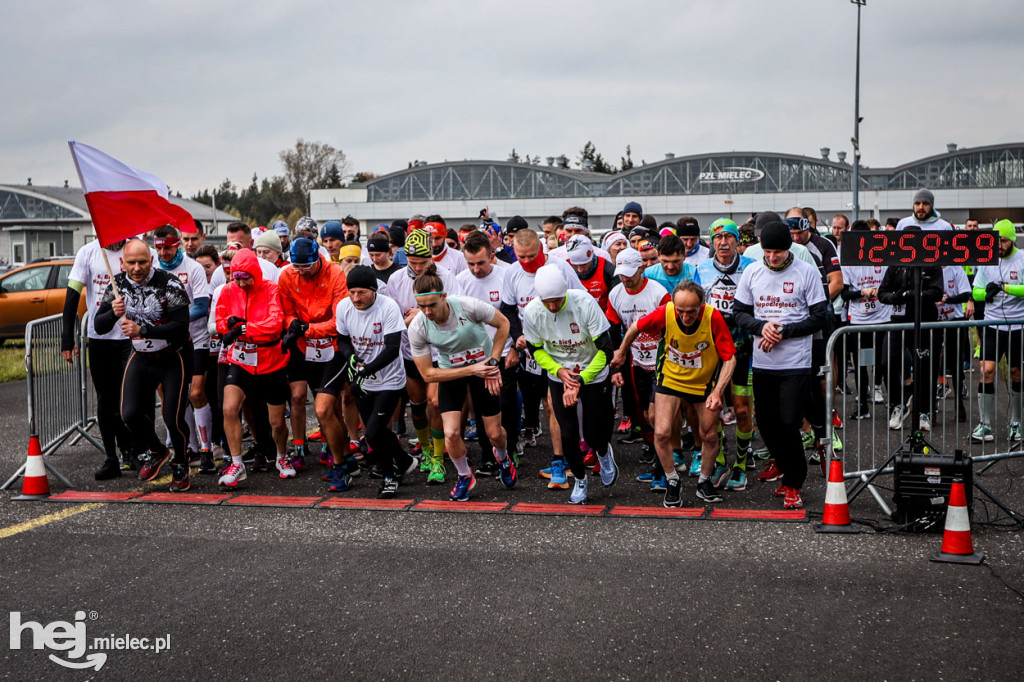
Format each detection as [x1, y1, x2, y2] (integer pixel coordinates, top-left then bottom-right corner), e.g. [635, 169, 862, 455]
[0, 258, 87, 343]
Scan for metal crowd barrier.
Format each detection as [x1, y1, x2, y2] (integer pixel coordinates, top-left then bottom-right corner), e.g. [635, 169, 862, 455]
[824, 318, 1024, 515]
[1, 312, 103, 490]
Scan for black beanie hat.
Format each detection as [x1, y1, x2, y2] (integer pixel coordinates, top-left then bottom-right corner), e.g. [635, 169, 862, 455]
[346, 264, 379, 292]
[759, 221, 792, 250]
[388, 225, 406, 247]
[754, 211, 783, 237]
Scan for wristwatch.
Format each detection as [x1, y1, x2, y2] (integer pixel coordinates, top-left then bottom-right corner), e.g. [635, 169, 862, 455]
[138, 324, 149, 337]
[485, 358, 500, 367]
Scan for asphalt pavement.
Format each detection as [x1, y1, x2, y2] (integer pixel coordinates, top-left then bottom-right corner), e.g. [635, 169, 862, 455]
[1, 379, 1023, 681]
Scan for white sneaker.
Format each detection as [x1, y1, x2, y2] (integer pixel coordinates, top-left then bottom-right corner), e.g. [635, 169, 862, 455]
[597, 445, 618, 487]
[918, 413, 931, 432]
[888, 405, 906, 430]
[569, 476, 589, 504]
[218, 462, 247, 487]
[276, 456, 296, 479]
[874, 386, 885, 404]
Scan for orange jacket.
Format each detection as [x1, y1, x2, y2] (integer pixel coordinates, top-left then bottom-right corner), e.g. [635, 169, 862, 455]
[215, 248, 287, 374]
[278, 256, 349, 354]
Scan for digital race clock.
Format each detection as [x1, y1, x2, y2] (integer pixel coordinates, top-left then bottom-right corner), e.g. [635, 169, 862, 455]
[840, 230, 1000, 266]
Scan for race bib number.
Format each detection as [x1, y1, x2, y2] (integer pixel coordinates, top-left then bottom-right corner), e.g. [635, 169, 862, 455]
[709, 286, 736, 313]
[448, 346, 486, 368]
[892, 303, 905, 316]
[523, 354, 541, 375]
[936, 304, 956, 320]
[632, 340, 659, 368]
[231, 342, 258, 367]
[305, 337, 335, 363]
[667, 345, 702, 369]
[132, 337, 168, 353]
[209, 335, 222, 354]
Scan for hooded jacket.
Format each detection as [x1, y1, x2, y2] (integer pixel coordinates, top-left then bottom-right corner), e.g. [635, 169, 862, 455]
[215, 248, 287, 374]
[278, 255, 349, 354]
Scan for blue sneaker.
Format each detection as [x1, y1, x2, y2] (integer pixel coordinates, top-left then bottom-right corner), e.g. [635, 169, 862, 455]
[326, 465, 351, 492]
[688, 452, 702, 477]
[465, 419, 478, 441]
[597, 445, 618, 487]
[672, 450, 687, 472]
[498, 456, 518, 489]
[636, 471, 655, 483]
[449, 474, 476, 501]
[569, 476, 588, 504]
[548, 459, 569, 489]
[650, 475, 667, 492]
[711, 464, 730, 488]
[726, 467, 747, 491]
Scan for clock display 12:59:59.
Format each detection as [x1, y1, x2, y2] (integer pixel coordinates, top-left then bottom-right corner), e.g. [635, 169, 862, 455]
[840, 230, 999, 267]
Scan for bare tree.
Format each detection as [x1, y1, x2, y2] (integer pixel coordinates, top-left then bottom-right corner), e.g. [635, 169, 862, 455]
[279, 139, 350, 212]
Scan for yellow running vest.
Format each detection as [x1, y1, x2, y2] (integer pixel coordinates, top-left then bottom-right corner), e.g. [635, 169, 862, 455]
[657, 303, 721, 396]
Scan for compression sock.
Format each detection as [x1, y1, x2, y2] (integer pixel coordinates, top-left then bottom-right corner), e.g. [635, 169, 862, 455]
[194, 404, 212, 450]
[494, 446, 508, 463]
[185, 405, 199, 452]
[452, 455, 472, 476]
[431, 429, 446, 464]
[1011, 382, 1023, 424]
[979, 383, 996, 425]
[716, 425, 726, 466]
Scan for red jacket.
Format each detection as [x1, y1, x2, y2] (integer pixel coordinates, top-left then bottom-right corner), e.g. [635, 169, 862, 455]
[215, 248, 287, 374]
[278, 256, 349, 354]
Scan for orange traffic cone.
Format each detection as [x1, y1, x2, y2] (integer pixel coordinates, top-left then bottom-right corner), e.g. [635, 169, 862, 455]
[13, 435, 50, 500]
[815, 457, 860, 533]
[930, 478, 984, 565]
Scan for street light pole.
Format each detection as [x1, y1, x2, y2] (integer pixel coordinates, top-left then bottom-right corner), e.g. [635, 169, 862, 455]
[851, 0, 866, 221]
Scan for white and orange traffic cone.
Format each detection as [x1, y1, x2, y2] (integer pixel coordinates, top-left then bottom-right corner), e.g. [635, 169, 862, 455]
[13, 435, 51, 500]
[815, 457, 860, 534]
[930, 478, 984, 565]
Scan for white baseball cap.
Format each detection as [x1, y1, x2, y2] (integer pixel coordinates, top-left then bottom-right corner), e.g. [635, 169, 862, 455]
[614, 248, 643, 277]
[566, 234, 595, 266]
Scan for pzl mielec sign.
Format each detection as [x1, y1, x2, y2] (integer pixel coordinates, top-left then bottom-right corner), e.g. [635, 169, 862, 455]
[698, 167, 765, 183]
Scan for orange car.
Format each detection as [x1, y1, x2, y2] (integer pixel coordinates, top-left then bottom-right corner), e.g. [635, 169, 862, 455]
[0, 258, 87, 343]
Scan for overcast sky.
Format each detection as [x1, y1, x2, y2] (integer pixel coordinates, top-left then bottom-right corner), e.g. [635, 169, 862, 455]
[2, 0, 1022, 197]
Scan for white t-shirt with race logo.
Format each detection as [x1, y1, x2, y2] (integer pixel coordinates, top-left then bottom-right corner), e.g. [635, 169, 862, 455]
[456, 266, 513, 356]
[68, 241, 129, 340]
[841, 264, 891, 325]
[937, 266, 971, 321]
[433, 246, 468, 276]
[524, 289, 611, 383]
[608, 279, 669, 370]
[974, 248, 1024, 330]
[735, 258, 826, 371]
[335, 294, 407, 392]
[161, 256, 212, 348]
[684, 244, 711, 268]
[381, 263, 462, 360]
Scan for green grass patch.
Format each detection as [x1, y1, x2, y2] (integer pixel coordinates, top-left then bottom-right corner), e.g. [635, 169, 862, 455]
[0, 340, 27, 383]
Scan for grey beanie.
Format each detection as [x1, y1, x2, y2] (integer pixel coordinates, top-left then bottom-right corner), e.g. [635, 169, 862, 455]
[913, 188, 935, 206]
[754, 211, 783, 237]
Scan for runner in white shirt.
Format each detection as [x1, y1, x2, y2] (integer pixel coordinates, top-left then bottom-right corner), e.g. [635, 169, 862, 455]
[677, 217, 711, 268]
[425, 216, 468, 276]
[936, 264, 973, 424]
[381, 229, 461, 485]
[840, 240, 891, 420]
[409, 273, 516, 501]
[62, 238, 136, 478]
[336, 265, 419, 498]
[734, 221, 829, 510]
[153, 225, 213, 465]
[457, 232, 521, 474]
[524, 265, 620, 504]
[503, 229, 586, 488]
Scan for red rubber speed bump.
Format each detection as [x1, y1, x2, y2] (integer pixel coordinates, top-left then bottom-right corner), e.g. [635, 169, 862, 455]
[135, 492, 233, 505]
[510, 503, 606, 516]
[224, 495, 324, 508]
[609, 506, 706, 519]
[412, 500, 509, 513]
[318, 498, 415, 510]
[45, 491, 143, 502]
[709, 508, 807, 522]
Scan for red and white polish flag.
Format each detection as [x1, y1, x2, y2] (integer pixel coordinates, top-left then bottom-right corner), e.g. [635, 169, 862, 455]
[68, 140, 196, 247]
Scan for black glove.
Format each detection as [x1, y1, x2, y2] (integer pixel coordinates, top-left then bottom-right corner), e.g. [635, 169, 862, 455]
[345, 354, 366, 392]
[288, 319, 309, 336]
[985, 282, 1002, 304]
[280, 330, 301, 353]
[227, 316, 246, 330]
[222, 324, 245, 346]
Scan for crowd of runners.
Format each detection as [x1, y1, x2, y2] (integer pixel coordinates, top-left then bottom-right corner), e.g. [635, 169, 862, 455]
[59, 190, 1024, 508]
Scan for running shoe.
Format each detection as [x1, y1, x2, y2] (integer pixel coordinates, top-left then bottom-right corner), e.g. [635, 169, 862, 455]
[696, 479, 723, 503]
[808, 448, 822, 466]
[783, 486, 804, 509]
[757, 459, 782, 482]
[663, 477, 682, 508]
[673, 450, 687, 472]
[888, 405, 907, 430]
[832, 410, 843, 430]
[638, 443, 656, 465]
[138, 449, 171, 482]
[753, 446, 771, 461]
[521, 427, 538, 448]
[379, 476, 399, 498]
[465, 420, 478, 441]
[349, 440, 361, 457]
[569, 476, 588, 504]
[218, 462, 247, 487]
[726, 467, 747, 491]
[346, 455, 362, 477]
[306, 428, 322, 442]
[250, 452, 271, 473]
[427, 455, 446, 485]
[620, 427, 645, 444]
[597, 445, 618, 487]
[800, 431, 815, 450]
[187, 449, 201, 467]
[276, 456, 297, 479]
[721, 408, 737, 426]
[918, 413, 931, 432]
[198, 448, 216, 475]
[848, 407, 871, 420]
[539, 464, 553, 479]
[449, 474, 476, 501]
[650, 475, 667, 492]
[711, 464, 730, 489]
[831, 429, 844, 453]
[774, 483, 787, 497]
[1010, 422, 1023, 443]
[548, 458, 569, 489]
[326, 465, 351, 492]
[615, 417, 632, 434]
[498, 457, 518, 489]
[169, 463, 191, 492]
[291, 444, 308, 471]
[118, 450, 135, 472]
[399, 455, 421, 479]
[583, 451, 598, 470]
[688, 452, 702, 477]
[873, 386, 885, 404]
[318, 443, 331, 467]
[636, 472, 654, 483]
[474, 460, 500, 477]
[971, 422, 994, 443]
